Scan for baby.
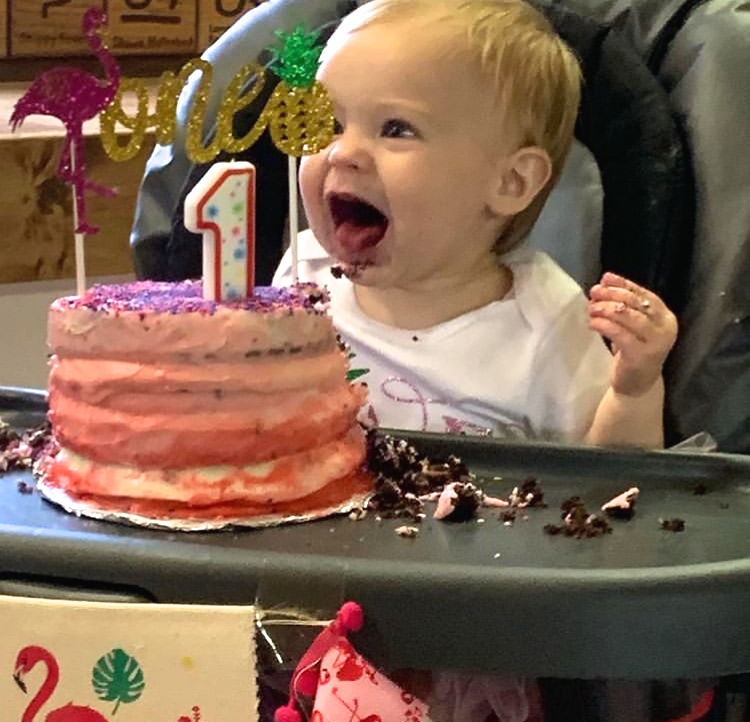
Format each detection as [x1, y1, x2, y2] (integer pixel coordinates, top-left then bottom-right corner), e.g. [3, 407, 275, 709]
[274, 0, 678, 719]
[275, 0, 677, 452]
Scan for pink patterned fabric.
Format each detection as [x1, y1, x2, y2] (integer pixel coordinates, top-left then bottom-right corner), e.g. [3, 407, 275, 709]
[312, 639, 430, 722]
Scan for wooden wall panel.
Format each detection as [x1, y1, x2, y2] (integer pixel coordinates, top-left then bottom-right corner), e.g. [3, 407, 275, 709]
[8, 0, 203, 57]
[9, 0, 105, 57]
[197, 0, 268, 52]
[0, 133, 154, 283]
[108, 0, 197, 56]
[5, 0, 270, 59]
[0, 2, 8, 58]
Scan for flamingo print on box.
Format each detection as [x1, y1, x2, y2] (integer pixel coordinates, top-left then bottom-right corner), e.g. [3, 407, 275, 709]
[12, 645, 209, 722]
[13, 645, 112, 722]
[9, 7, 119, 235]
[1, 597, 257, 721]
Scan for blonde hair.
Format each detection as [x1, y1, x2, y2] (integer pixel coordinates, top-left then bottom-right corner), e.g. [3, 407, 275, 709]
[334, 0, 582, 251]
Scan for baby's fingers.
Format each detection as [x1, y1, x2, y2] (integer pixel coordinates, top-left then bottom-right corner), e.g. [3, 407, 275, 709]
[588, 302, 650, 344]
[590, 273, 665, 321]
[588, 294, 678, 361]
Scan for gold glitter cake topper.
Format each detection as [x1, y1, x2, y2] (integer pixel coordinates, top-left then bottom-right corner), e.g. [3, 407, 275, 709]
[100, 24, 334, 164]
[265, 26, 335, 157]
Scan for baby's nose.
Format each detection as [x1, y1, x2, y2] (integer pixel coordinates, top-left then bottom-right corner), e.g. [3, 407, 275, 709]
[328, 131, 369, 170]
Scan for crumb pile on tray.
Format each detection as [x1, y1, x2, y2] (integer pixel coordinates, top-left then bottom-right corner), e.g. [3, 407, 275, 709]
[544, 496, 613, 538]
[38, 280, 370, 521]
[365, 432, 475, 521]
[364, 433, 546, 526]
[0, 420, 51, 474]
[543, 487, 645, 538]
[363, 434, 673, 540]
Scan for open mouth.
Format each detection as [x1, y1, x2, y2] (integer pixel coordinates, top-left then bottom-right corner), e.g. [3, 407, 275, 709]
[328, 193, 388, 255]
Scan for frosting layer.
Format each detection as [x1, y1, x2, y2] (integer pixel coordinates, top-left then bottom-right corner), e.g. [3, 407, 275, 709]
[45, 426, 366, 506]
[49, 280, 335, 362]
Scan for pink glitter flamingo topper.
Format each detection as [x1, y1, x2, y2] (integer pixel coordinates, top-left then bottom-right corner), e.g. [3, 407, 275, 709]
[10, 6, 120, 239]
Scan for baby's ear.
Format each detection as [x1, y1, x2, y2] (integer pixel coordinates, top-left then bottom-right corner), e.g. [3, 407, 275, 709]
[489, 146, 552, 216]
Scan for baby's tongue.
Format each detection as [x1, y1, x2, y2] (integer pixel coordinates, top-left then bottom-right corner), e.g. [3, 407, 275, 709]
[335, 221, 384, 254]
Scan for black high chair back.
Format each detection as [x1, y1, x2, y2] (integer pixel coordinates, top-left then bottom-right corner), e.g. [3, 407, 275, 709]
[546, 0, 750, 455]
[130, 0, 748, 454]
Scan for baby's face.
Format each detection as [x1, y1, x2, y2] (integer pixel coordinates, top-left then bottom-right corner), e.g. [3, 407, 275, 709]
[300, 21, 515, 290]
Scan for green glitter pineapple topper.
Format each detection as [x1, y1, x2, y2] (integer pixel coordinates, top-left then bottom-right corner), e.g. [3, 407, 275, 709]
[269, 26, 324, 89]
[264, 25, 334, 156]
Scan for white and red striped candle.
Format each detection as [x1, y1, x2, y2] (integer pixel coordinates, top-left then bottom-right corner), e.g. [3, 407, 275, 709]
[184, 161, 256, 301]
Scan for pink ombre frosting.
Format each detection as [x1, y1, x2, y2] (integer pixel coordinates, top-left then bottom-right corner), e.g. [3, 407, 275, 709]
[45, 280, 369, 515]
[48, 280, 336, 362]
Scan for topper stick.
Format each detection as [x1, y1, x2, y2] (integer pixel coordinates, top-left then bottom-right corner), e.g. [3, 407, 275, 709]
[70, 137, 87, 297]
[74, 229, 87, 298]
[288, 156, 299, 283]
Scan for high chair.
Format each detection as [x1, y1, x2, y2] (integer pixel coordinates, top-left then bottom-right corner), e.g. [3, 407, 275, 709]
[122, 1, 750, 721]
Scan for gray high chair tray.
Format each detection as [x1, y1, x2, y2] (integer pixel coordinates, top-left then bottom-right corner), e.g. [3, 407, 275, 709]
[1, 386, 750, 680]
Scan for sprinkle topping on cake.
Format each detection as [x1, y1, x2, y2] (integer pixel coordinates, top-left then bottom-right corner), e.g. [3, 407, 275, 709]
[58, 281, 330, 315]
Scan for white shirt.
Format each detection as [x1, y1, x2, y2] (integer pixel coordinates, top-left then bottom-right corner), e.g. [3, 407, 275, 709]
[274, 230, 612, 443]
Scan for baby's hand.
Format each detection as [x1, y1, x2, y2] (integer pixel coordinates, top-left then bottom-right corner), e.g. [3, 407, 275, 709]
[588, 272, 678, 397]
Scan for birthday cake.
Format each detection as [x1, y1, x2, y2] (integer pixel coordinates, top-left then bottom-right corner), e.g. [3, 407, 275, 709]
[40, 280, 370, 522]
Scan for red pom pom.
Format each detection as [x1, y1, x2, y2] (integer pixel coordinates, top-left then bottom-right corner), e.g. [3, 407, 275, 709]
[274, 705, 302, 722]
[295, 667, 319, 697]
[338, 601, 364, 632]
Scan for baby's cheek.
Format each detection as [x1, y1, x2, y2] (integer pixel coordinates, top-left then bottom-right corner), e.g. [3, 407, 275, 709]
[299, 157, 326, 223]
[298, 155, 319, 200]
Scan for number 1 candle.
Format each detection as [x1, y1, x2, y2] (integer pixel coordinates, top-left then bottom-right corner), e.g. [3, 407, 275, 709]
[184, 161, 256, 301]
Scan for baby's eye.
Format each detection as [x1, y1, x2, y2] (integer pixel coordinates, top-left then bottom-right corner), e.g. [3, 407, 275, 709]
[381, 118, 419, 139]
[332, 118, 344, 135]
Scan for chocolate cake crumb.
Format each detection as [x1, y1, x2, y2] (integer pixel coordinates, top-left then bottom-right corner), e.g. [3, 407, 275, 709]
[331, 265, 344, 279]
[305, 288, 328, 306]
[498, 476, 547, 526]
[544, 496, 612, 538]
[692, 482, 708, 496]
[0, 419, 52, 478]
[601, 486, 640, 520]
[660, 517, 686, 532]
[395, 525, 419, 538]
[433, 481, 483, 521]
[604, 505, 634, 520]
[508, 476, 546, 508]
[17, 480, 34, 494]
[560, 496, 583, 516]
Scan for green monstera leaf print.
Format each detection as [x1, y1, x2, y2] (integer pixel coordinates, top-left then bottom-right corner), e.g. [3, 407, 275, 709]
[92, 648, 145, 714]
[346, 351, 369, 382]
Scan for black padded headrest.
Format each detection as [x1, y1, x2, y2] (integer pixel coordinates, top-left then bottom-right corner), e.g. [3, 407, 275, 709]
[536, 1, 694, 314]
